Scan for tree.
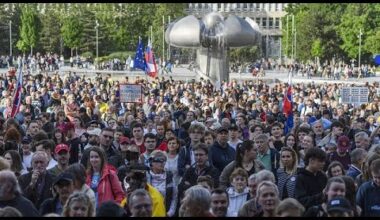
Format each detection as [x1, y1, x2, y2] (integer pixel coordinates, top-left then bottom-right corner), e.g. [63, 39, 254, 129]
[61, 9, 82, 57]
[16, 4, 40, 54]
[311, 38, 324, 65]
[229, 46, 259, 67]
[39, 4, 61, 53]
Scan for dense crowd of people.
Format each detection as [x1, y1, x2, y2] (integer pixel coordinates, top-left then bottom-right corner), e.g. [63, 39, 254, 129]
[0, 65, 380, 217]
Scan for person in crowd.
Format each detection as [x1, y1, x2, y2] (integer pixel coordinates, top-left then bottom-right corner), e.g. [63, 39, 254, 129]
[96, 200, 127, 217]
[139, 133, 158, 167]
[196, 175, 214, 191]
[0, 206, 23, 217]
[34, 139, 58, 170]
[347, 148, 367, 179]
[327, 135, 351, 170]
[254, 181, 280, 217]
[295, 147, 327, 210]
[326, 161, 346, 178]
[62, 192, 95, 217]
[164, 137, 181, 186]
[275, 198, 305, 217]
[178, 185, 214, 217]
[146, 150, 177, 217]
[356, 158, 380, 216]
[65, 163, 96, 213]
[53, 128, 67, 146]
[276, 147, 299, 199]
[318, 121, 344, 148]
[208, 127, 236, 173]
[227, 124, 243, 150]
[210, 188, 229, 217]
[128, 189, 153, 217]
[39, 172, 75, 215]
[304, 176, 346, 217]
[84, 128, 101, 150]
[255, 134, 280, 175]
[48, 144, 70, 176]
[18, 151, 56, 210]
[226, 168, 250, 217]
[341, 176, 362, 216]
[3, 150, 27, 177]
[20, 136, 34, 171]
[178, 143, 220, 200]
[0, 170, 40, 216]
[326, 196, 354, 217]
[355, 151, 380, 187]
[219, 140, 265, 189]
[85, 147, 125, 208]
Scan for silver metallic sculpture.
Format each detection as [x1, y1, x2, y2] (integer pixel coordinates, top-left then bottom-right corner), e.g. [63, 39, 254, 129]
[165, 12, 261, 83]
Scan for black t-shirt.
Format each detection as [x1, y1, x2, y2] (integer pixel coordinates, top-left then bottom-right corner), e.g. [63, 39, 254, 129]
[0, 195, 40, 217]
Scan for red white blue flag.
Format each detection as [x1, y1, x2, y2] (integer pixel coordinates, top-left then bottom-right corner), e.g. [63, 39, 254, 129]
[144, 40, 158, 78]
[10, 65, 23, 118]
[283, 74, 293, 134]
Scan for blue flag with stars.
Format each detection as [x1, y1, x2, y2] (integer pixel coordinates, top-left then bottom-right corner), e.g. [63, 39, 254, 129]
[133, 37, 146, 71]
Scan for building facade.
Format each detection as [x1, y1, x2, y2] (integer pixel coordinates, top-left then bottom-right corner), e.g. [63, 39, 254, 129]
[185, 3, 288, 60]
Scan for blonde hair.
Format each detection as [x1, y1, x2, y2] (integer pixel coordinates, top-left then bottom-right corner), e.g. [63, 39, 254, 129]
[280, 147, 299, 175]
[62, 192, 94, 217]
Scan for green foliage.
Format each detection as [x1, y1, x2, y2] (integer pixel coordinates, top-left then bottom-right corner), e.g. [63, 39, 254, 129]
[311, 38, 324, 58]
[16, 4, 40, 53]
[61, 15, 82, 52]
[81, 51, 93, 58]
[108, 51, 134, 60]
[229, 46, 259, 65]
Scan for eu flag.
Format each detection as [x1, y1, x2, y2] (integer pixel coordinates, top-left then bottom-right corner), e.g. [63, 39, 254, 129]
[133, 37, 146, 71]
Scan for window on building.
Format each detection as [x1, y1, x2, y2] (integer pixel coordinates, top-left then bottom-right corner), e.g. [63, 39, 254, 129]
[262, 17, 267, 28]
[269, 17, 273, 29]
[218, 3, 222, 10]
[243, 3, 248, 10]
[268, 4, 272, 12]
[251, 3, 255, 11]
[256, 3, 260, 11]
[275, 17, 280, 28]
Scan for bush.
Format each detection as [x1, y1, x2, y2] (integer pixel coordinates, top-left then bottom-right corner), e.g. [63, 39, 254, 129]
[81, 52, 94, 58]
[108, 51, 134, 61]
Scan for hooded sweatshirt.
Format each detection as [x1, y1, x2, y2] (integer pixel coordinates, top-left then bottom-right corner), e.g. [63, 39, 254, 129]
[226, 187, 249, 217]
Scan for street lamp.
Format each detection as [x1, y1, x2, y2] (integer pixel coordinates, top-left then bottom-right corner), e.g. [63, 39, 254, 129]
[9, 20, 12, 57]
[358, 28, 363, 70]
[95, 20, 99, 69]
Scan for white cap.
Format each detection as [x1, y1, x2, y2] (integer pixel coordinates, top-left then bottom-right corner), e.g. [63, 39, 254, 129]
[87, 128, 101, 136]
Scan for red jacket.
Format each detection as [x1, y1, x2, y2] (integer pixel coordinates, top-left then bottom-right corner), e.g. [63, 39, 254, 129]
[86, 166, 125, 207]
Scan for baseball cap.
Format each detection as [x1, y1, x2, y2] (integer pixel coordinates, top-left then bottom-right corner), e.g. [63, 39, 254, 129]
[21, 136, 32, 144]
[87, 128, 101, 136]
[55, 144, 70, 154]
[120, 136, 130, 145]
[337, 135, 350, 149]
[53, 172, 74, 186]
[327, 196, 352, 213]
[229, 124, 240, 131]
[218, 127, 229, 133]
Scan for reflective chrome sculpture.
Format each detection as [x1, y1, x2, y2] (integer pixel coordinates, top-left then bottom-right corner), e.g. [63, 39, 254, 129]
[166, 12, 261, 83]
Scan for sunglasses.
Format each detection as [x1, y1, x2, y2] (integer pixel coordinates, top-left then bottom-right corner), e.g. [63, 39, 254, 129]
[152, 158, 166, 163]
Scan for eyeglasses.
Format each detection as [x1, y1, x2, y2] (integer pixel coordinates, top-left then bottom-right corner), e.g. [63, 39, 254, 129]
[103, 135, 113, 139]
[152, 158, 166, 163]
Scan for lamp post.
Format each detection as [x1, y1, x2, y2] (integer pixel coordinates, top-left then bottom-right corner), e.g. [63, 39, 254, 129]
[95, 20, 99, 69]
[9, 20, 12, 57]
[358, 28, 363, 70]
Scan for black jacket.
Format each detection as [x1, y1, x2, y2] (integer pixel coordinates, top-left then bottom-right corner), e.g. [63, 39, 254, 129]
[0, 194, 40, 217]
[18, 171, 56, 210]
[208, 141, 236, 173]
[294, 168, 327, 209]
[39, 196, 61, 216]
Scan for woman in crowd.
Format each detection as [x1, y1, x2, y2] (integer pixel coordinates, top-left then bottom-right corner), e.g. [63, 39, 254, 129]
[85, 147, 125, 208]
[304, 177, 346, 217]
[179, 185, 214, 217]
[326, 161, 346, 178]
[341, 176, 361, 216]
[254, 181, 281, 217]
[53, 128, 67, 146]
[147, 150, 177, 217]
[276, 147, 299, 199]
[62, 192, 95, 217]
[226, 168, 250, 217]
[3, 150, 27, 177]
[165, 137, 181, 186]
[72, 116, 86, 138]
[220, 140, 265, 189]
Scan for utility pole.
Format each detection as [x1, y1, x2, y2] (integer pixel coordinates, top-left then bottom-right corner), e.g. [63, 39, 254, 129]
[358, 28, 363, 69]
[168, 15, 171, 61]
[95, 20, 99, 69]
[162, 15, 165, 64]
[286, 15, 289, 59]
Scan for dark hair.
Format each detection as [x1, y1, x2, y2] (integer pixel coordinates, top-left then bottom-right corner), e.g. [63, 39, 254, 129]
[87, 147, 107, 175]
[97, 201, 126, 217]
[34, 139, 55, 153]
[101, 127, 114, 134]
[235, 140, 255, 168]
[193, 143, 208, 155]
[66, 163, 87, 186]
[370, 158, 380, 174]
[327, 161, 346, 178]
[3, 150, 23, 174]
[304, 147, 326, 166]
[144, 133, 157, 141]
[197, 175, 214, 189]
[211, 188, 229, 200]
[131, 123, 144, 131]
[166, 137, 181, 154]
[323, 176, 345, 202]
[250, 124, 264, 133]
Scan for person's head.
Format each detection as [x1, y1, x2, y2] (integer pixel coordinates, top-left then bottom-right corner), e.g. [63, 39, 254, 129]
[256, 181, 280, 216]
[235, 140, 258, 166]
[0, 170, 22, 200]
[132, 123, 144, 139]
[155, 122, 166, 137]
[256, 170, 276, 184]
[35, 139, 55, 160]
[210, 188, 229, 217]
[186, 110, 196, 122]
[62, 192, 94, 217]
[284, 133, 296, 148]
[275, 198, 305, 217]
[327, 161, 346, 178]
[331, 121, 344, 137]
[144, 133, 157, 153]
[247, 174, 259, 198]
[193, 143, 209, 167]
[180, 185, 211, 217]
[340, 176, 357, 209]
[99, 127, 114, 148]
[53, 172, 75, 203]
[149, 150, 167, 173]
[166, 137, 180, 154]
[228, 124, 241, 140]
[302, 134, 316, 152]
[54, 144, 70, 167]
[250, 124, 264, 140]
[323, 176, 346, 202]
[124, 163, 149, 192]
[326, 196, 354, 217]
[197, 175, 214, 192]
[295, 126, 312, 144]
[0, 157, 10, 171]
[304, 147, 326, 173]
[97, 200, 126, 217]
[354, 131, 370, 150]
[27, 120, 40, 137]
[31, 151, 49, 173]
[203, 130, 216, 146]
[279, 147, 298, 174]
[0, 206, 22, 217]
[3, 150, 23, 173]
[370, 158, 380, 186]
[216, 127, 229, 145]
[312, 120, 324, 136]
[270, 122, 283, 138]
[65, 163, 87, 190]
[87, 147, 107, 173]
[188, 123, 205, 143]
[229, 167, 248, 193]
[128, 189, 152, 217]
[255, 134, 269, 154]
[337, 135, 350, 154]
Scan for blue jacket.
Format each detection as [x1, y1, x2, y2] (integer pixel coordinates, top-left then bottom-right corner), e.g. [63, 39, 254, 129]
[347, 165, 361, 180]
[356, 180, 380, 217]
[208, 141, 236, 173]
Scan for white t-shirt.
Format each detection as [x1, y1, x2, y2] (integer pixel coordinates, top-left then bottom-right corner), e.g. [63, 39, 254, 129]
[47, 159, 58, 170]
[22, 152, 34, 170]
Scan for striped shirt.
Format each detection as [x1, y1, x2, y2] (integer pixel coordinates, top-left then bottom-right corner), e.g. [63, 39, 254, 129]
[276, 168, 297, 199]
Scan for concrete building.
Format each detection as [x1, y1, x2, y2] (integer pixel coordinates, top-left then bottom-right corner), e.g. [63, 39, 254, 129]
[185, 3, 288, 61]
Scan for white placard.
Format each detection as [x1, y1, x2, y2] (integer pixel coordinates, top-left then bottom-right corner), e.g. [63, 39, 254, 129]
[119, 84, 143, 103]
[341, 87, 369, 106]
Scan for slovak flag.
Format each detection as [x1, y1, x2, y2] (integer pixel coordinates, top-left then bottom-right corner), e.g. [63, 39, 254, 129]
[10, 65, 23, 118]
[283, 74, 293, 134]
[144, 40, 158, 78]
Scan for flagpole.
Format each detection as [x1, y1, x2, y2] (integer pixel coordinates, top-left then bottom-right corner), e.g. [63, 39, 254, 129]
[168, 15, 171, 61]
[162, 15, 165, 64]
[150, 26, 153, 43]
